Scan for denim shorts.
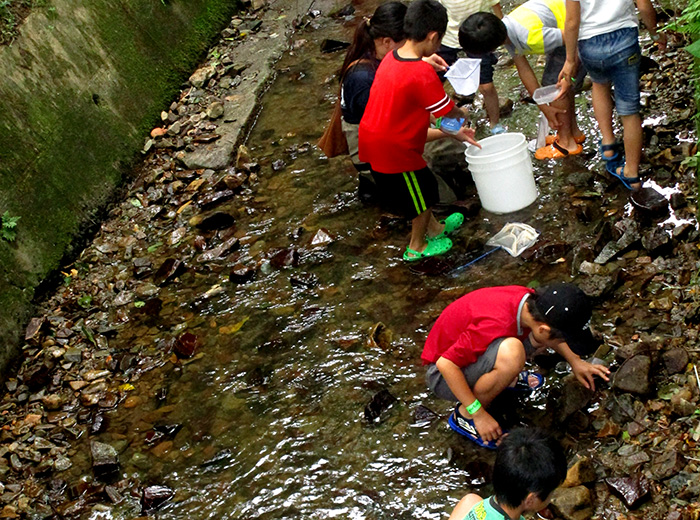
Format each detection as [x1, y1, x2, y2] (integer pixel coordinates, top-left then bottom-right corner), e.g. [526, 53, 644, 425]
[578, 27, 641, 115]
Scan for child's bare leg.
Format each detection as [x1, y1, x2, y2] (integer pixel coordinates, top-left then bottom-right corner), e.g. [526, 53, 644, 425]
[552, 90, 577, 151]
[480, 82, 500, 128]
[409, 209, 432, 253]
[591, 82, 616, 156]
[426, 211, 445, 239]
[620, 113, 642, 188]
[449, 494, 483, 520]
[470, 337, 525, 408]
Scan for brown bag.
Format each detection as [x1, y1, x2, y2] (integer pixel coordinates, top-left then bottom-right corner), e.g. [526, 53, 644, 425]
[318, 96, 348, 158]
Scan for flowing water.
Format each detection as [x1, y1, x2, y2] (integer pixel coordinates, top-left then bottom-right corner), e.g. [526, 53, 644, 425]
[58, 3, 694, 519]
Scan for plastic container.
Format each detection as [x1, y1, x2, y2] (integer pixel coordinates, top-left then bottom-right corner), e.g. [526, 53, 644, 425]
[438, 117, 464, 134]
[444, 58, 481, 96]
[464, 133, 538, 213]
[532, 84, 561, 105]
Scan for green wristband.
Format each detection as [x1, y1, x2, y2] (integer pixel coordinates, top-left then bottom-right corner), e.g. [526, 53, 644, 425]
[466, 399, 482, 415]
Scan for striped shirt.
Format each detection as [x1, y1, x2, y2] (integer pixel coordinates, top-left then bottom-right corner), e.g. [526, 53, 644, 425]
[438, 0, 500, 49]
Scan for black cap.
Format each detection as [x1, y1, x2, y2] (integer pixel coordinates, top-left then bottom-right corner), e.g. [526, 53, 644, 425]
[533, 283, 598, 356]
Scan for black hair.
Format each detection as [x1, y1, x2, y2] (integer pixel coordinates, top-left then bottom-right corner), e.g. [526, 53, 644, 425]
[493, 428, 567, 508]
[403, 0, 447, 41]
[526, 292, 566, 341]
[340, 2, 407, 79]
[458, 12, 507, 55]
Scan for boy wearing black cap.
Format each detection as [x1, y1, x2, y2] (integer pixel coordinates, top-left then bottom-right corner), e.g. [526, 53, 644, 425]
[422, 283, 610, 448]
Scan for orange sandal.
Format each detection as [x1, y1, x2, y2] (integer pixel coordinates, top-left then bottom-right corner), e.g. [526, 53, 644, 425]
[535, 140, 583, 160]
[545, 134, 586, 145]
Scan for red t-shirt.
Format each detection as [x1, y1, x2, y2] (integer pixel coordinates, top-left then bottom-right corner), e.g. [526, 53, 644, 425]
[421, 286, 535, 367]
[358, 50, 455, 174]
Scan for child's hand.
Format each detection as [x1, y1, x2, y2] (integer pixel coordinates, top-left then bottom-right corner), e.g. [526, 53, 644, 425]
[424, 53, 449, 72]
[570, 359, 610, 391]
[472, 409, 502, 443]
[539, 104, 566, 130]
[454, 126, 481, 148]
[556, 61, 576, 97]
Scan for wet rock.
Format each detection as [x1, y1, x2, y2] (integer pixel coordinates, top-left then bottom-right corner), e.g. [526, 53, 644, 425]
[670, 192, 687, 210]
[310, 228, 333, 247]
[579, 271, 619, 299]
[412, 404, 438, 425]
[557, 374, 595, 422]
[196, 237, 239, 263]
[219, 170, 248, 191]
[189, 65, 216, 88]
[271, 159, 286, 171]
[594, 221, 640, 264]
[142, 485, 174, 511]
[90, 414, 110, 434]
[193, 212, 235, 231]
[206, 102, 224, 119]
[651, 449, 685, 480]
[662, 348, 688, 374]
[320, 39, 350, 53]
[229, 264, 255, 284]
[91, 441, 119, 476]
[631, 187, 670, 220]
[550, 485, 592, 520]
[364, 389, 397, 423]
[596, 421, 621, 438]
[334, 3, 355, 16]
[290, 272, 319, 289]
[154, 258, 186, 286]
[563, 456, 596, 487]
[201, 448, 232, 467]
[642, 226, 671, 255]
[41, 394, 63, 410]
[25, 318, 44, 342]
[174, 332, 198, 358]
[198, 190, 234, 209]
[613, 355, 651, 395]
[606, 475, 650, 508]
[269, 248, 299, 268]
[23, 364, 51, 391]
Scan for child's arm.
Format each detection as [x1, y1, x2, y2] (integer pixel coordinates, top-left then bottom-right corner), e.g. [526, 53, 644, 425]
[550, 342, 611, 391]
[491, 2, 503, 19]
[436, 356, 502, 442]
[636, 0, 667, 50]
[513, 55, 566, 129]
[558, 0, 581, 95]
[448, 494, 483, 520]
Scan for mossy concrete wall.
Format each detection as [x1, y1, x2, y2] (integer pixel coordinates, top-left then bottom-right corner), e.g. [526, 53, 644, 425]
[0, 0, 239, 374]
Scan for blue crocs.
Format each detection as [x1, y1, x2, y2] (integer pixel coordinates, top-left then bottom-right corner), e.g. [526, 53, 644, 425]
[448, 405, 499, 450]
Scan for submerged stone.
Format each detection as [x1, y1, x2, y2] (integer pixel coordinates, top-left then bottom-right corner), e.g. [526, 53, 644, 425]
[320, 39, 350, 53]
[364, 389, 397, 423]
[154, 258, 186, 286]
[194, 212, 235, 231]
[230, 264, 255, 284]
[174, 332, 198, 358]
[412, 404, 438, 425]
[290, 272, 319, 289]
[142, 485, 175, 511]
[90, 441, 119, 476]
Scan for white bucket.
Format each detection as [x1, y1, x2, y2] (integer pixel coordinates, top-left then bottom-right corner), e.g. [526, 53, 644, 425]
[464, 133, 538, 214]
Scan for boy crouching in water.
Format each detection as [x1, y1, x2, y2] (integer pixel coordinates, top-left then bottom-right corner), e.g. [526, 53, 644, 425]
[422, 283, 610, 448]
[449, 428, 567, 520]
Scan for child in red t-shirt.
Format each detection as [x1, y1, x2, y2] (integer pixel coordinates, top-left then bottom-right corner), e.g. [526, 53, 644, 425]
[359, 0, 480, 262]
[422, 283, 611, 448]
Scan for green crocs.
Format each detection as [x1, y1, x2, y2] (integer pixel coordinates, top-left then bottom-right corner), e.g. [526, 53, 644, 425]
[429, 212, 465, 241]
[403, 237, 453, 262]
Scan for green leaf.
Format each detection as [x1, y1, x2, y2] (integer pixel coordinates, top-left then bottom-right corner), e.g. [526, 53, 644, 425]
[622, 431, 631, 442]
[81, 326, 96, 346]
[130, 198, 143, 208]
[134, 301, 146, 308]
[77, 294, 93, 308]
[685, 38, 700, 58]
[147, 241, 163, 253]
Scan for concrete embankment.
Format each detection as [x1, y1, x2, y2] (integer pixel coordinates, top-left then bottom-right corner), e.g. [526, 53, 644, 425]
[0, 0, 326, 376]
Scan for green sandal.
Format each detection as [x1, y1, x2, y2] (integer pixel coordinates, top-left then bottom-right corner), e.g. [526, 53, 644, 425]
[403, 237, 453, 262]
[429, 213, 465, 241]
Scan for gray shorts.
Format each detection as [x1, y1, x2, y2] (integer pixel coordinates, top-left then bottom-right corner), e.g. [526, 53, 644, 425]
[425, 337, 534, 401]
[542, 46, 587, 90]
[426, 338, 505, 401]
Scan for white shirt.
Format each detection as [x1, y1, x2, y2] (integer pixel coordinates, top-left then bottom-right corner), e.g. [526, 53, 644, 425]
[438, 0, 500, 49]
[572, 0, 638, 40]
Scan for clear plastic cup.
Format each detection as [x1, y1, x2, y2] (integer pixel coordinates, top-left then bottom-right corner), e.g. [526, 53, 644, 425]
[532, 85, 561, 105]
[439, 117, 464, 134]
